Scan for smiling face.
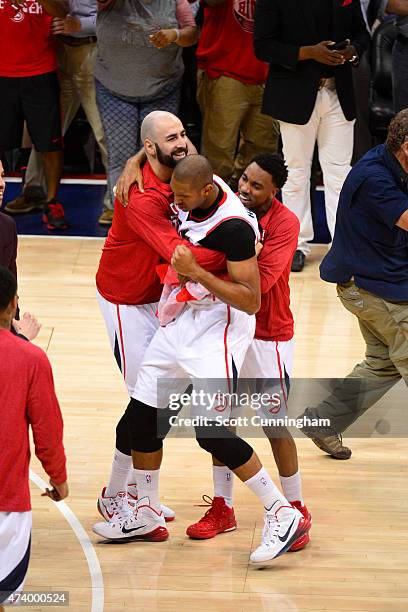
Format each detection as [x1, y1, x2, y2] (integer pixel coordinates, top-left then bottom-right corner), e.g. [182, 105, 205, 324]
[0, 160, 5, 206]
[145, 115, 189, 169]
[238, 161, 277, 212]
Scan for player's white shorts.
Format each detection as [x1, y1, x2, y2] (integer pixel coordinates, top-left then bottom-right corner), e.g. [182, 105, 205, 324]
[0, 511, 32, 604]
[97, 290, 159, 396]
[133, 303, 256, 412]
[239, 338, 295, 417]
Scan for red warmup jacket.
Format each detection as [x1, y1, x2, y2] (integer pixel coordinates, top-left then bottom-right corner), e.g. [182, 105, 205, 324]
[196, 0, 268, 85]
[0, 0, 56, 77]
[0, 329, 67, 512]
[96, 161, 226, 305]
[256, 198, 300, 341]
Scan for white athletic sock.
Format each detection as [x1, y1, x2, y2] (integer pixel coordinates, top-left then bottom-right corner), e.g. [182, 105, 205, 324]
[280, 470, 303, 505]
[244, 467, 291, 513]
[105, 449, 132, 497]
[133, 468, 161, 513]
[213, 465, 234, 508]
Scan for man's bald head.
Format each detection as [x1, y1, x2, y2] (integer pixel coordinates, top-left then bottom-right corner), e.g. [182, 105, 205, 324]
[170, 155, 216, 212]
[141, 111, 188, 170]
[141, 111, 182, 143]
[172, 155, 213, 190]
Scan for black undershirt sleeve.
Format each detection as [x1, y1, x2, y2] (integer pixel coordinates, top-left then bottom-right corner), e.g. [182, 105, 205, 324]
[199, 219, 256, 262]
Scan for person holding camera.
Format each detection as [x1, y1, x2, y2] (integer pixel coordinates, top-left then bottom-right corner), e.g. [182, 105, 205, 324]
[254, 0, 370, 272]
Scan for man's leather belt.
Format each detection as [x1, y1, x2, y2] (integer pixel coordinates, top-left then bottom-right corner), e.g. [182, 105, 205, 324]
[59, 36, 97, 47]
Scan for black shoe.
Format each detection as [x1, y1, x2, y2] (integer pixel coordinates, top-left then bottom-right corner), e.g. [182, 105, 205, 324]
[291, 250, 305, 272]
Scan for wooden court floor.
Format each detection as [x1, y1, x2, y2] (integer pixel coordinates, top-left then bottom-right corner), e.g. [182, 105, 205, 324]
[15, 237, 408, 611]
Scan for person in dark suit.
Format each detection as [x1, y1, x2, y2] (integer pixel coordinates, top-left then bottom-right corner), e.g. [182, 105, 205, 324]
[254, 0, 370, 271]
[0, 160, 40, 340]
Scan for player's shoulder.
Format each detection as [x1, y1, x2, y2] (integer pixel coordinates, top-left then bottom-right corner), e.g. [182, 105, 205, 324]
[128, 165, 172, 211]
[266, 198, 300, 231]
[1, 330, 49, 366]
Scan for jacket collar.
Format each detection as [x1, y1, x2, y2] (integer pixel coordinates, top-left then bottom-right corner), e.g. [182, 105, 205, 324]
[382, 146, 408, 194]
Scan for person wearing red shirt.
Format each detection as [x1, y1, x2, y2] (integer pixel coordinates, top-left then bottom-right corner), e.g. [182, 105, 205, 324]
[0, 265, 68, 608]
[95, 111, 226, 525]
[0, 0, 69, 230]
[196, 0, 279, 188]
[186, 153, 312, 550]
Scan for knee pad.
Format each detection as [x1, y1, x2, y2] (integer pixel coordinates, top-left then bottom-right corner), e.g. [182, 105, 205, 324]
[195, 423, 253, 470]
[125, 398, 163, 453]
[115, 413, 132, 455]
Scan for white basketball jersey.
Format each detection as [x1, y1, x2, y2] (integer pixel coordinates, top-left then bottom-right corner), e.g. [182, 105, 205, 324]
[176, 175, 260, 245]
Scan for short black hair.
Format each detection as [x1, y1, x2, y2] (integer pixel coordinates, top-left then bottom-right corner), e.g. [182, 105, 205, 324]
[249, 153, 288, 189]
[0, 265, 17, 310]
[172, 154, 213, 189]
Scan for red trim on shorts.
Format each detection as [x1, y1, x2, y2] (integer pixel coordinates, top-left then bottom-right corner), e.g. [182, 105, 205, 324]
[116, 304, 127, 382]
[275, 341, 288, 410]
[224, 306, 232, 394]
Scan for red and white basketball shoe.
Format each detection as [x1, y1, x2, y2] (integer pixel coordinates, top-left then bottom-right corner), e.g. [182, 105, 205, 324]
[127, 483, 175, 522]
[186, 496, 237, 539]
[250, 504, 311, 563]
[93, 497, 169, 542]
[289, 500, 312, 551]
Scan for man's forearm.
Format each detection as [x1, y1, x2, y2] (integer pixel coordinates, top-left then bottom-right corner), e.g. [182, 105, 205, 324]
[192, 267, 260, 315]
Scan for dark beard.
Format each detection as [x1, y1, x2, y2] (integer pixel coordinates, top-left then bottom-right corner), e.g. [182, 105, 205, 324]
[154, 143, 188, 168]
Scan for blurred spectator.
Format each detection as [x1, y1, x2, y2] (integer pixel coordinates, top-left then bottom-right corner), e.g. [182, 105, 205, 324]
[254, 0, 370, 272]
[196, 0, 279, 190]
[94, 0, 198, 208]
[381, 0, 408, 112]
[0, 0, 69, 230]
[5, 0, 112, 226]
[300, 110, 408, 458]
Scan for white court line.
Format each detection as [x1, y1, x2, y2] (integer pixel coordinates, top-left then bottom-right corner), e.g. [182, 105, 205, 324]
[29, 470, 104, 612]
[19, 234, 104, 241]
[6, 177, 107, 185]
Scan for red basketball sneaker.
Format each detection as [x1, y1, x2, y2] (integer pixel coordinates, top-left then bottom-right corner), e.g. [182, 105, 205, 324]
[186, 495, 237, 539]
[289, 500, 312, 551]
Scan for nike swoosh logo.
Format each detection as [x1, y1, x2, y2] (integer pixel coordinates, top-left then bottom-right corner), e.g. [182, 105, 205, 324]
[122, 524, 147, 534]
[278, 518, 296, 542]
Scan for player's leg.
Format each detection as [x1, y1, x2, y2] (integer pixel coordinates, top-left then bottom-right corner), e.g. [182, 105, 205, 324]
[184, 306, 310, 561]
[95, 294, 175, 520]
[249, 338, 312, 550]
[0, 511, 32, 607]
[92, 323, 183, 540]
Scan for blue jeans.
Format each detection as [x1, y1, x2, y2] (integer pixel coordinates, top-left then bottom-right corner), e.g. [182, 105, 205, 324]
[95, 79, 181, 206]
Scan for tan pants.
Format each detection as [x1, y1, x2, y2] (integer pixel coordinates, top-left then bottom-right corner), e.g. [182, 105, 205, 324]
[307, 282, 408, 433]
[197, 70, 279, 184]
[24, 42, 110, 208]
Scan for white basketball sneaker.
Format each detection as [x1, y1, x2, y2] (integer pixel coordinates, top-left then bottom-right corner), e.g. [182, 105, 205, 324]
[92, 497, 169, 542]
[127, 483, 176, 522]
[97, 488, 133, 522]
[250, 505, 310, 563]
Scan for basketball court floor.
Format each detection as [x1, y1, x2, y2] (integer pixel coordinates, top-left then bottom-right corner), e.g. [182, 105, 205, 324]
[13, 236, 407, 612]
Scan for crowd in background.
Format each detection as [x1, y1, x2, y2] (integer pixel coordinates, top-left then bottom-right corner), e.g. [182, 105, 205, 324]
[0, 0, 407, 270]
